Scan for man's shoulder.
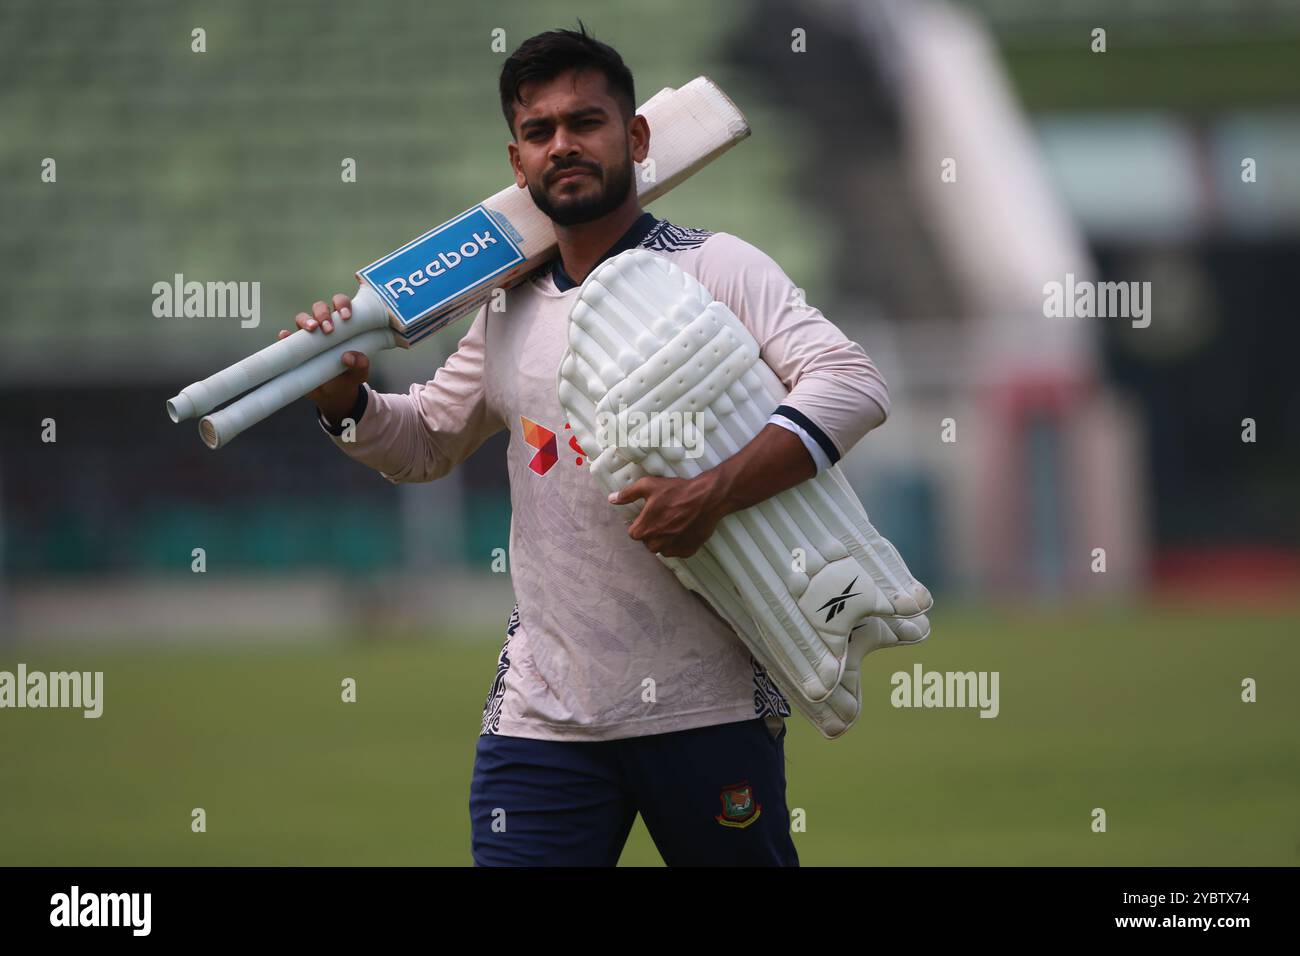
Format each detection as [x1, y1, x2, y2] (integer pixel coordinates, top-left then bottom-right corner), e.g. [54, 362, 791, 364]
[642, 223, 783, 288]
[647, 222, 773, 261]
[639, 218, 716, 254]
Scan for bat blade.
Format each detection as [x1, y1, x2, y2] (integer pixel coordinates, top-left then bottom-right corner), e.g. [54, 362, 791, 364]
[358, 75, 750, 347]
[166, 76, 749, 444]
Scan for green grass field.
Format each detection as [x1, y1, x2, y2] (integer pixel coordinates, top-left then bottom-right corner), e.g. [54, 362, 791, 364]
[2, 602, 1297, 866]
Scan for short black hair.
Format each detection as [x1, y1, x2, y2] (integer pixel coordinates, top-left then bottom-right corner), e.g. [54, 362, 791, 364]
[499, 22, 636, 139]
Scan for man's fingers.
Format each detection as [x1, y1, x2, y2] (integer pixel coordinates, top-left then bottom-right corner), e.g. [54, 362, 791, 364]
[333, 292, 352, 321]
[616, 477, 673, 540]
[311, 300, 335, 334]
[646, 537, 679, 557]
[638, 535, 698, 559]
[341, 351, 368, 369]
[609, 477, 652, 505]
[297, 292, 352, 335]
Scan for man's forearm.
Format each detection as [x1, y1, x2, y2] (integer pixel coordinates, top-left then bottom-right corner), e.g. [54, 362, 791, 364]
[702, 422, 817, 518]
[316, 384, 368, 434]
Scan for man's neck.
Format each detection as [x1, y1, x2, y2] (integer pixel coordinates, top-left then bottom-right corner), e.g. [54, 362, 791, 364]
[554, 202, 645, 285]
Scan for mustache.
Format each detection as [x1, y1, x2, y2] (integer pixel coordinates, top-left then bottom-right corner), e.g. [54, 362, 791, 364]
[548, 161, 600, 185]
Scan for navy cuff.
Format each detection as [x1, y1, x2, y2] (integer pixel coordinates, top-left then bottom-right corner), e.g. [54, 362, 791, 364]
[317, 384, 368, 436]
[772, 404, 840, 465]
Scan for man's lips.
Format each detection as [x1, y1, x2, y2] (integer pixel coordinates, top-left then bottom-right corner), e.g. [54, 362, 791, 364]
[551, 168, 593, 185]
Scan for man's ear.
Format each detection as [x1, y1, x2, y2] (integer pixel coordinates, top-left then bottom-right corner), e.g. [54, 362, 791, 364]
[507, 141, 527, 189]
[629, 114, 650, 165]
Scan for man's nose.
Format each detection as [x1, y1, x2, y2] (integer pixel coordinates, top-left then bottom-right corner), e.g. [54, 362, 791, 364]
[549, 130, 581, 160]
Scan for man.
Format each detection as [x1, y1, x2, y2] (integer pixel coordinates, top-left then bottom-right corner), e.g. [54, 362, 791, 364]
[280, 25, 890, 866]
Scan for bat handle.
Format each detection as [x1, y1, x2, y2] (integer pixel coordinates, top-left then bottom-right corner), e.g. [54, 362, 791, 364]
[197, 326, 398, 449]
[166, 283, 390, 422]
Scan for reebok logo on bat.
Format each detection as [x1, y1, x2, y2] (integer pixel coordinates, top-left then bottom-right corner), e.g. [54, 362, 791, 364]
[383, 231, 499, 298]
[817, 577, 860, 623]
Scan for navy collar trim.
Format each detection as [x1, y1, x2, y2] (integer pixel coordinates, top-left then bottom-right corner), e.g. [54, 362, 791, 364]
[550, 212, 659, 292]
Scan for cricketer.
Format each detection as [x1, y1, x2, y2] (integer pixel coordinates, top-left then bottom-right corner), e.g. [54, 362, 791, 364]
[278, 24, 891, 866]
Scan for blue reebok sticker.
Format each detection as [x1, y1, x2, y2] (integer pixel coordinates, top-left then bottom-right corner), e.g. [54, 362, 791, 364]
[358, 206, 525, 332]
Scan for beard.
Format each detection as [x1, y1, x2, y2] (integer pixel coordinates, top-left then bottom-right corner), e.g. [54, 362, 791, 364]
[528, 147, 634, 227]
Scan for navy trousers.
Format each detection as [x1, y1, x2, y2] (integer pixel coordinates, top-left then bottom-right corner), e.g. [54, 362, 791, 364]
[469, 716, 799, 866]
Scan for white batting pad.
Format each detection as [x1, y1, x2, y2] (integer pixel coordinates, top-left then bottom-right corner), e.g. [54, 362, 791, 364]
[556, 249, 933, 738]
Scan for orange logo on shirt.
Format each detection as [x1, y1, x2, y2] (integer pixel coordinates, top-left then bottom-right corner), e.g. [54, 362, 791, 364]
[520, 416, 589, 475]
[520, 416, 558, 475]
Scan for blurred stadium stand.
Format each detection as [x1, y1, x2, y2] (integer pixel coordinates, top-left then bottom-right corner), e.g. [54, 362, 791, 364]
[2, 0, 1298, 640]
[1, 0, 828, 637]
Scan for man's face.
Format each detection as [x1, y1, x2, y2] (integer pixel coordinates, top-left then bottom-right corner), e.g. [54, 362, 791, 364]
[508, 68, 649, 227]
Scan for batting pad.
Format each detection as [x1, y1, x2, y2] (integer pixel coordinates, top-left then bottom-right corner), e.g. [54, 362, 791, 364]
[556, 249, 933, 739]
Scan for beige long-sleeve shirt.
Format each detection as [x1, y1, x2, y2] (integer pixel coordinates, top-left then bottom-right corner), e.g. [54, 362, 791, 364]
[322, 214, 889, 741]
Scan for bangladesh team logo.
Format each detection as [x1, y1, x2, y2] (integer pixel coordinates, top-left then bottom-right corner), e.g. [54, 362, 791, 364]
[715, 780, 762, 829]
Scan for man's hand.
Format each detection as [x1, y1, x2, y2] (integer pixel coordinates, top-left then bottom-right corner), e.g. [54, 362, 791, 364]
[608, 423, 819, 558]
[609, 474, 724, 559]
[277, 292, 370, 424]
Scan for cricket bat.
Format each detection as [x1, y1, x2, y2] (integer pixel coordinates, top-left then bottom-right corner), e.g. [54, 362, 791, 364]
[166, 76, 750, 449]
